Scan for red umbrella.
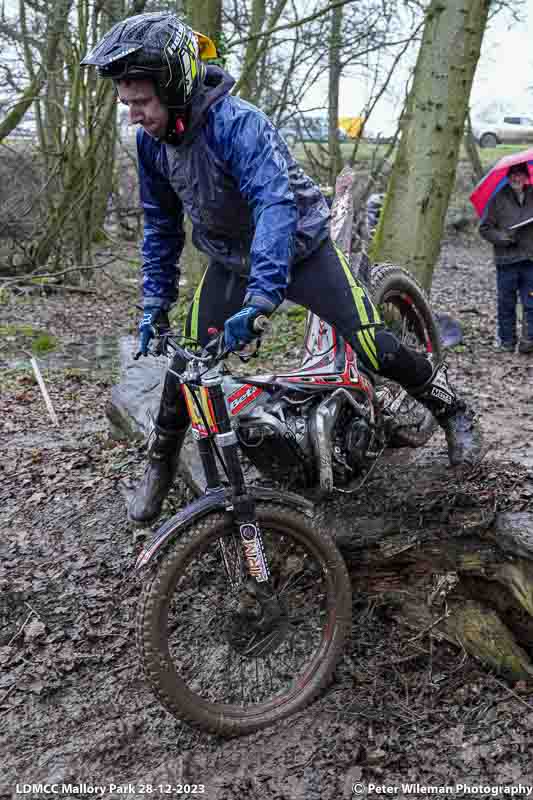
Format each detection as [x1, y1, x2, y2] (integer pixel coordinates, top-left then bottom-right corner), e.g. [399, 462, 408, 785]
[469, 147, 533, 219]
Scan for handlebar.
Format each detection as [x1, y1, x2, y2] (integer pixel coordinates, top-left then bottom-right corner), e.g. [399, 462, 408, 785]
[133, 313, 271, 367]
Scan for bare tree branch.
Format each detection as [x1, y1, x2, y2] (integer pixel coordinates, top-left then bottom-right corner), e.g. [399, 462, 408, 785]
[228, 0, 359, 49]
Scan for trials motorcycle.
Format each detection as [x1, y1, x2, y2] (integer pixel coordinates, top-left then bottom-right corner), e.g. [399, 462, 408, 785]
[135, 262, 442, 736]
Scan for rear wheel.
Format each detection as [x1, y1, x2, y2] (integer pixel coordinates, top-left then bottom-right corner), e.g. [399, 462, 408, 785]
[369, 263, 443, 447]
[137, 502, 351, 736]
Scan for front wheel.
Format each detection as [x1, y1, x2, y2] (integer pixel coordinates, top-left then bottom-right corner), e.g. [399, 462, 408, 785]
[369, 263, 443, 447]
[137, 502, 351, 736]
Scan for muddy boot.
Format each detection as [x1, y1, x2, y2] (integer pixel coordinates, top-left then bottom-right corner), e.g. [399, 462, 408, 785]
[410, 363, 483, 466]
[128, 424, 188, 525]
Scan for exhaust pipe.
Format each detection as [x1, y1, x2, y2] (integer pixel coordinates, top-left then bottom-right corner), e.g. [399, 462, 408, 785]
[310, 388, 375, 494]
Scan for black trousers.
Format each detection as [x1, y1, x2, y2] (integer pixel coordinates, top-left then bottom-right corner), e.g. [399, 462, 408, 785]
[157, 238, 432, 429]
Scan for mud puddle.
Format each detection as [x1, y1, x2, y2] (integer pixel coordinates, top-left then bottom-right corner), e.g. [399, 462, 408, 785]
[3, 334, 122, 374]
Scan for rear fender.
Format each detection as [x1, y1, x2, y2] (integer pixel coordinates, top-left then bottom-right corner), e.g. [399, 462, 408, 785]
[135, 486, 314, 571]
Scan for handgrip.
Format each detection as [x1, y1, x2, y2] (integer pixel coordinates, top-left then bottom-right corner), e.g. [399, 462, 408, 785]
[252, 314, 270, 334]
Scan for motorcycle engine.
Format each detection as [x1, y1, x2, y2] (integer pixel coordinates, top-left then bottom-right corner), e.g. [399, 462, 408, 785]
[237, 389, 378, 491]
[331, 399, 373, 484]
[237, 398, 315, 488]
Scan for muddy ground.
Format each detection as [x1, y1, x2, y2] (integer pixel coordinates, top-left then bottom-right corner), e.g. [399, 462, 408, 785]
[2, 233, 533, 799]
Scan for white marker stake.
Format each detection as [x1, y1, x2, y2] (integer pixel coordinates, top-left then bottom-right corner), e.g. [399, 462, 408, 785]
[30, 356, 59, 427]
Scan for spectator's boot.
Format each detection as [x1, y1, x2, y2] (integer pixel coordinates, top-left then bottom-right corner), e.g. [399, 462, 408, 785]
[518, 339, 533, 354]
[128, 423, 188, 525]
[409, 363, 483, 466]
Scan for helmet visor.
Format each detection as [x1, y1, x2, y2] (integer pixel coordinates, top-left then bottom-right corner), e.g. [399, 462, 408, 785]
[81, 39, 142, 70]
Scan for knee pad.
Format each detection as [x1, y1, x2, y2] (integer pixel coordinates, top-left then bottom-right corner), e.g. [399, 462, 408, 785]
[374, 329, 402, 363]
[373, 329, 432, 386]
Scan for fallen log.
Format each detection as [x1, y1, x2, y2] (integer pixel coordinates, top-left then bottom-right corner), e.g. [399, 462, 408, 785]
[316, 457, 533, 681]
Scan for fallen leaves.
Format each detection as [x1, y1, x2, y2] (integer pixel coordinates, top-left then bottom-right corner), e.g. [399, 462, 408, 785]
[24, 618, 47, 642]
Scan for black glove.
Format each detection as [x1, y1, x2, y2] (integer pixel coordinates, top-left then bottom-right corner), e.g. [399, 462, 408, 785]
[138, 308, 170, 357]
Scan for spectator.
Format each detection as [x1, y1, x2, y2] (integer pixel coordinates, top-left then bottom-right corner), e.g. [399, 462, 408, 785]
[480, 162, 533, 353]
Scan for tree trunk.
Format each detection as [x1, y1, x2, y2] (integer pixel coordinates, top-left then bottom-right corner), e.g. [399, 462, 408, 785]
[3, 0, 73, 149]
[31, 92, 118, 266]
[232, 0, 288, 98]
[369, 0, 490, 291]
[81, 0, 125, 251]
[238, 0, 266, 104]
[40, 0, 75, 162]
[27, 0, 149, 268]
[464, 111, 484, 185]
[181, 0, 222, 293]
[0, 68, 46, 144]
[186, 0, 222, 41]
[328, 1, 343, 188]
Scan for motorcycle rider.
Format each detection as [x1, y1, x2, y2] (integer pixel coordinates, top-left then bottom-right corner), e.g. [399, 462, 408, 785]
[81, 11, 483, 525]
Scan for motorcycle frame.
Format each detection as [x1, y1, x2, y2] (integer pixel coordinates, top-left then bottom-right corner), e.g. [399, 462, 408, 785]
[135, 311, 378, 573]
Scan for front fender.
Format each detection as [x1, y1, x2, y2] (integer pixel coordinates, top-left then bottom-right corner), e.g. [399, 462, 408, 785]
[135, 485, 314, 571]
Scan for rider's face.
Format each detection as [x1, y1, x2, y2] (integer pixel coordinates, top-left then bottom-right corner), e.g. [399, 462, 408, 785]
[117, 79, 169, 140]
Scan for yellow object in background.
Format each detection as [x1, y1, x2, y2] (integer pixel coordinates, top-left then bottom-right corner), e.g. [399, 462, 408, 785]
[194, 31, 218, 60]
[338, 116, 364, 139]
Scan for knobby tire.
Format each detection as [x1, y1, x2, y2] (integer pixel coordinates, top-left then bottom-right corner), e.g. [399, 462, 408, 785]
[137, 502, 351, 736]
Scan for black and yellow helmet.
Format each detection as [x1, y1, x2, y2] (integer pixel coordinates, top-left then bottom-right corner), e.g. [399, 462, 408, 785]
[81, 12, 217, 111]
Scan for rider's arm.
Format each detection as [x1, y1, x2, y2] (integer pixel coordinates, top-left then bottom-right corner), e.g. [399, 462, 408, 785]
[137, 129, 185, 310]
[212, 104, 298, 313]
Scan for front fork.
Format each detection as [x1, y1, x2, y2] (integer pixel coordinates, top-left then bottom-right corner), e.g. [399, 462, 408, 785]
[204, 380, 271, 584]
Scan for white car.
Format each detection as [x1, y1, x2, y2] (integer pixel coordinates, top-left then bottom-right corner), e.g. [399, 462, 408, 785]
[472, 116, 533, 148]
[278, 118, 348, 148]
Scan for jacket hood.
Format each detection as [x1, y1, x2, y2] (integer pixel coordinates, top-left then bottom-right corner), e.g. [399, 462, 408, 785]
[183, 65, 235, 144]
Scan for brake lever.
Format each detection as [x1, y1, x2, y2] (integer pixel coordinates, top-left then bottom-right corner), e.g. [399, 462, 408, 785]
[203, 328, 227, 361]
[214, 338, 230, 362]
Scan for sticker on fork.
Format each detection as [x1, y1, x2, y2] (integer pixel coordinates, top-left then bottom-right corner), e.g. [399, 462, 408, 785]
[240, 523, 270, 582]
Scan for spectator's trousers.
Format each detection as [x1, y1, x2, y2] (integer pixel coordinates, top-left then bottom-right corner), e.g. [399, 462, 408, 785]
[496, 259, 533, 345]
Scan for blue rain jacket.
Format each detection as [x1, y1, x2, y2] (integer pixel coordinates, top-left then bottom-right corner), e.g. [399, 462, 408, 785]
[138, 66, 330, 312]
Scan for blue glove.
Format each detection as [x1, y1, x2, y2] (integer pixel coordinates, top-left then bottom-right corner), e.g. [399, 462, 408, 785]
[224, 306, 263, 351]
[138, 308, 170, 356]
